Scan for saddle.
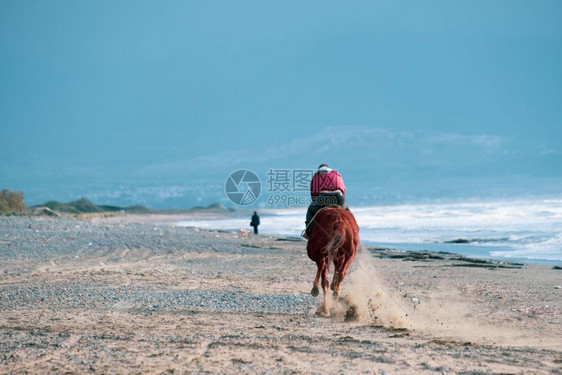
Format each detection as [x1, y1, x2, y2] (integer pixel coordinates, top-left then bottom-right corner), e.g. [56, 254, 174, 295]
[302, 204, 342, 239]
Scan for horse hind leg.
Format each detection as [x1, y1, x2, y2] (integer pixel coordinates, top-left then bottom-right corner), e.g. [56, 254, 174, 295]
[331, 258, 344, 299]
[333, 253, 354, 298]
[311, 261, 331, 316]
[330, 270, 339, 291]
[320, 266, 331, 316]
[311, 261, 324, 297]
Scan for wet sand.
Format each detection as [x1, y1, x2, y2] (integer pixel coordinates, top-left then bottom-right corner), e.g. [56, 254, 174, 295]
[1, 215, 561, 374]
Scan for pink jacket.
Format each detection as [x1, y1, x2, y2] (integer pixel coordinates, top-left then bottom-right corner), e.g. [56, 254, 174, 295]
[310, 168, 346, 197]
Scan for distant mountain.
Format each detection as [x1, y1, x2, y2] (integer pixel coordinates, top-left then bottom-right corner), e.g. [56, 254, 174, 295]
[33, 197, 232, 215]
[11, 126, 562, 210]
[35, 197, 151, 214]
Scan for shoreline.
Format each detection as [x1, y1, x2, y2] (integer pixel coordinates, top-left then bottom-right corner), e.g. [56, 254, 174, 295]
[1, 215, 561, 373]
[365, 241, 562, 267]
[89, 211, 562, 266]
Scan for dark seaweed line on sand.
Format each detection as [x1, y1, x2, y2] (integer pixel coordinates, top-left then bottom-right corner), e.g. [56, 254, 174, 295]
[367, 247, 525, 269]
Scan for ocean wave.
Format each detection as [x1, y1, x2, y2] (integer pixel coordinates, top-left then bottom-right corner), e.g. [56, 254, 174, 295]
[490, 233, 562, 261]
[174, 198, 562, 263]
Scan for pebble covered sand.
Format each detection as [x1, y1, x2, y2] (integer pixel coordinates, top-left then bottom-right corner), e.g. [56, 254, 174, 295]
[1, 215, 561, 374]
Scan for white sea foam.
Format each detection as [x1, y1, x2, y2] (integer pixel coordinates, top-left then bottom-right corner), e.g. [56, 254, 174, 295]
[175, 199, 562, 263]
[491, 233, 562, 261]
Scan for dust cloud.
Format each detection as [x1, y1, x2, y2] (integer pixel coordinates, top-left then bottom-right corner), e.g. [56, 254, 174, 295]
[333, 248, 537, 346]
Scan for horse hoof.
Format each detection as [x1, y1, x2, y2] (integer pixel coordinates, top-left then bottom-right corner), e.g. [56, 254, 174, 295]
[315, 310, 331, 317]
[311, 286, 319, 297]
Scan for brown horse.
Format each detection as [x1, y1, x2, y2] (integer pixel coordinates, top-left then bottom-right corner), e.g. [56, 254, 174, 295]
[307, 206, 359, 316]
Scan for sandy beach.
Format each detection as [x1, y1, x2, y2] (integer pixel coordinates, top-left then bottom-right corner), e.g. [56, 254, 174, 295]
[1, 214, 561, 374]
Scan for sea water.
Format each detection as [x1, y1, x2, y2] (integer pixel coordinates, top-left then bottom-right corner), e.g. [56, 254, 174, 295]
[175, 199, 562, 264]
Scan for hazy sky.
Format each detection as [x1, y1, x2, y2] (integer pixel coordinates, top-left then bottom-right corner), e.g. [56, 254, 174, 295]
[1, 1, 561, 207]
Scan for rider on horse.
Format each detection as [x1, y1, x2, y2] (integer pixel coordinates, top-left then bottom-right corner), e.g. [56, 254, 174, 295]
[303, 164, 349, 239]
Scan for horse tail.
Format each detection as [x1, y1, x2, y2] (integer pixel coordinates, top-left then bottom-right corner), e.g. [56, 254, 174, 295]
[324, 215, 347, 272]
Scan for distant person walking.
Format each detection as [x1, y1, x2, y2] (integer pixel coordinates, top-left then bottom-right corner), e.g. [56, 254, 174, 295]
[250, 211, 260, 234]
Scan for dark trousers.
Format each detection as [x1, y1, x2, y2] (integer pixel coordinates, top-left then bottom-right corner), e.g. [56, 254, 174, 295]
[251, 225, 258, 234]
[305, 193, 349, 232]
